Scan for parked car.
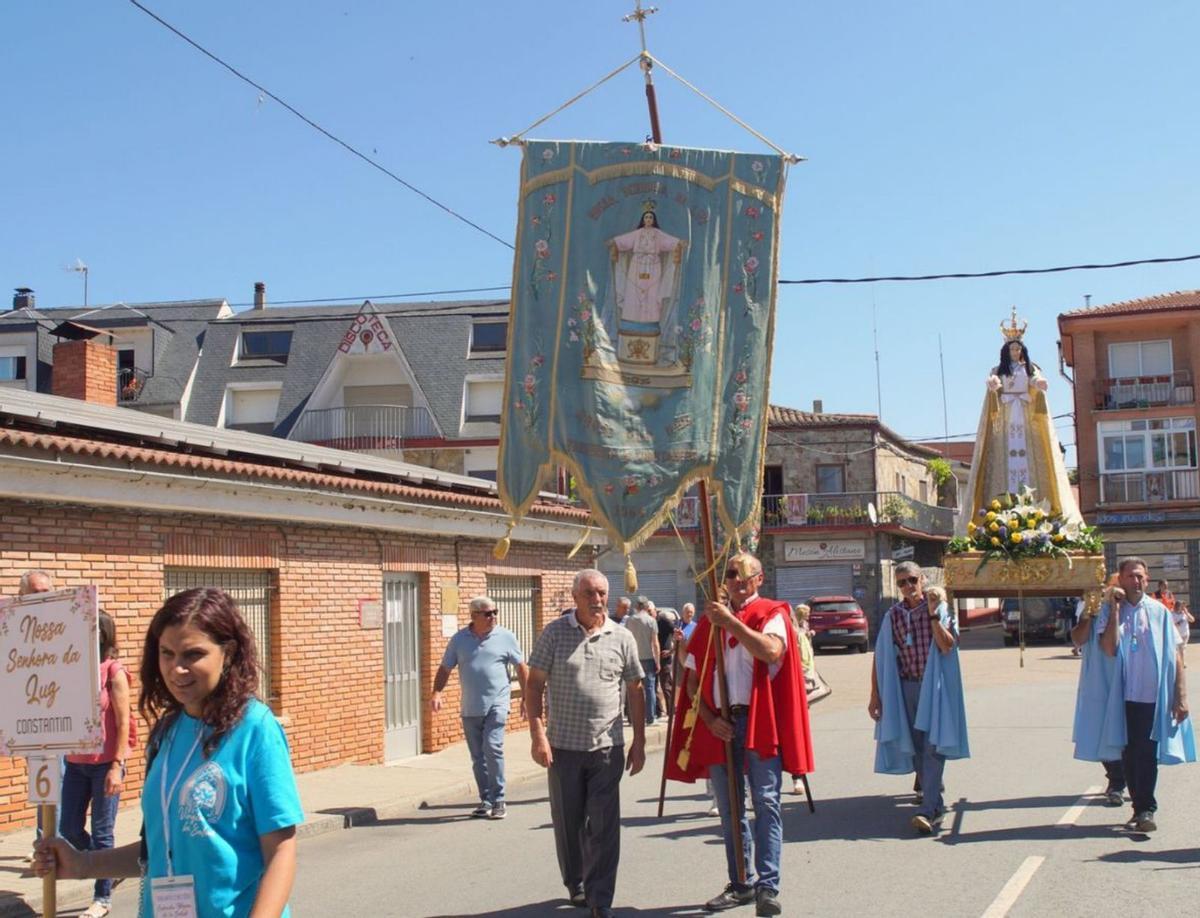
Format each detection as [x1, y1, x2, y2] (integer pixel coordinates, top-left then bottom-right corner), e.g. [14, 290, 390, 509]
[1002, 596, 1071, 646]
[808, 595, 869, 652]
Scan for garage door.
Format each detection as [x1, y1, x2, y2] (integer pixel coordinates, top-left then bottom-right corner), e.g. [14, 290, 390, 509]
[774, 564, 853, 605]
[600, 564, 679, 611]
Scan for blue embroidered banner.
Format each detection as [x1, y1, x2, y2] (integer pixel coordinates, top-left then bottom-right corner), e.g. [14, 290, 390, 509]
[498, 140, 788, 556]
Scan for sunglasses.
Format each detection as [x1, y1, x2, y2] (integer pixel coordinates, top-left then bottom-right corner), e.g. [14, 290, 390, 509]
[897, 576, 920, 587]
[474, 609, 499, 617]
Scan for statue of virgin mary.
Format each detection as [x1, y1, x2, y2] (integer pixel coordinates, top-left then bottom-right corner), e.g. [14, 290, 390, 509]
[956, 311, 1083, 534]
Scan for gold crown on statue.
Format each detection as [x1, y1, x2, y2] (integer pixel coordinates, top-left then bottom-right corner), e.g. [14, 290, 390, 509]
[1000, 306, 1027, 342]
[641, 199, 658, 213]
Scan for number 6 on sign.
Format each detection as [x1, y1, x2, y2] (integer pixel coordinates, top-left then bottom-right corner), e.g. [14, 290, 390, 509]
[27, 757, 60, 805]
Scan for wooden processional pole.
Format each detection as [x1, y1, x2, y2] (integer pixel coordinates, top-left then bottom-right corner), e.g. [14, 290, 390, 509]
[626, 0, 745, 882]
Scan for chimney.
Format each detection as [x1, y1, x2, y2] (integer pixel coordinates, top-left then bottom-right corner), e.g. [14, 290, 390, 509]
[253, 281, 267, 311]
[52, 339, 118, 407]
[12, 287, 35, 311]
[812, 399, 823, 414]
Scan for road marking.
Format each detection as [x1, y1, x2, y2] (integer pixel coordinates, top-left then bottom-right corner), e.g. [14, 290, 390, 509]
[981, 855, 1045, 918]
[1057, 784, 1103, 826]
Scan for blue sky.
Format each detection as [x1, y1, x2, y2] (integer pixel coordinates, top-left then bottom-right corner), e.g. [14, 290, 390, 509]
[4, 1, 1199, 463]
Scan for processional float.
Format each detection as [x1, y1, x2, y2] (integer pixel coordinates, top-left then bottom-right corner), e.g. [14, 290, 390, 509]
[492, 1, 807, 881]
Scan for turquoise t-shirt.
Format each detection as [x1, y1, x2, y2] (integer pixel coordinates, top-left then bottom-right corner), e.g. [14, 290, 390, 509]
[441, 626, 524, 718]
[141, 700, 304, 917]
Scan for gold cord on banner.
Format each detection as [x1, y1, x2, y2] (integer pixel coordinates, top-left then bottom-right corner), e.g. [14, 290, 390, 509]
[625, 555, 638, 593]
[493, 520, 516, 560]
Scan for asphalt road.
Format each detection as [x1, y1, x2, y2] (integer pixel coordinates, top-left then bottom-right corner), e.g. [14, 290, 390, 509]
[97, 627, 1198, 916]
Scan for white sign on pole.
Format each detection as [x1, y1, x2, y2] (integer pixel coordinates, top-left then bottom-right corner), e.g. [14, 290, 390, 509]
[0, 586, 102, 757]
[26, 755, 61, 804]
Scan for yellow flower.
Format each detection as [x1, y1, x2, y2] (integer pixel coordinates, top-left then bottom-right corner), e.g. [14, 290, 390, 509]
[989, 521, 1000, 532]
[1026, 518, 1036, 529]
[1053, 533, 1066, 543]
[1011, 532, 1023, 543]
[985, 511, 997, 522]
[990, 537, 1001, 546]
[990, 499, 1002, 511]
[967, 521, 977, 534]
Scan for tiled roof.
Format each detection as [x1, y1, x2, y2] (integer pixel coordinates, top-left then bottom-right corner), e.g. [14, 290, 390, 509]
[917, 440, 975, 464]
[0, 427, 583, 519]
[767, 405, 878, 427]
[1060, 289, 1200, 319]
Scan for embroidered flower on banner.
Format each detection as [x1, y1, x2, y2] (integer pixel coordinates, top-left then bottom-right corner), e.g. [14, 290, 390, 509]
[677, 295, 713, 372]
[727, 347, 755, 449]
[514, 350, 545, 431]
[527, 192, 560, 302]
[568, 293, 600, 361]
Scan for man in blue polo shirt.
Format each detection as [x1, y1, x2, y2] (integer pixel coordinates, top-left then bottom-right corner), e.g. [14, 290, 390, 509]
[432, 595, 529, 820]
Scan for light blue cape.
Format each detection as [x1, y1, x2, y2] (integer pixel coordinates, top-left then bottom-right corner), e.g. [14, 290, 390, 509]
[873, 606, 971, 775]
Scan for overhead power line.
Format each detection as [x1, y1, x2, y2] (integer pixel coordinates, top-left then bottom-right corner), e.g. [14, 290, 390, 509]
[227, 285, 511, 308]
[126, 0, 514, 250]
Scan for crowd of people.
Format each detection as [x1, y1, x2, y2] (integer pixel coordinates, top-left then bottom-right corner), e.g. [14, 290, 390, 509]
[21, 550, 1194, 917]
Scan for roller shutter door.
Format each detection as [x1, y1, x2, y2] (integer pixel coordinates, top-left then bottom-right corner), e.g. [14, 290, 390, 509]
[774, 564, 853, 605]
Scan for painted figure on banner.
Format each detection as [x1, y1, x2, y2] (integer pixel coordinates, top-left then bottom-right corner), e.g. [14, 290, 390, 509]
[957, 309, 1082, 533]
[608, 203, 686, 367]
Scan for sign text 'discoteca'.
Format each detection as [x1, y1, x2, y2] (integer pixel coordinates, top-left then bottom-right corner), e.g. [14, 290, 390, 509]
[0, 586, 101, 756]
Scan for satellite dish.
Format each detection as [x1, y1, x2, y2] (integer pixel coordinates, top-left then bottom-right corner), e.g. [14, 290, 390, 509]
[867, 502, 878, 525]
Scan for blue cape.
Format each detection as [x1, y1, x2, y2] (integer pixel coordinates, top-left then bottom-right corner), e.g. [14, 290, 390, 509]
[873, 606, 970, 775]
[1073, 599, 1195, 765]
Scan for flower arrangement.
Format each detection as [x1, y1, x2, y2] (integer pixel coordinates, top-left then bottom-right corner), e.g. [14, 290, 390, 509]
[947, 487, 1102, 565]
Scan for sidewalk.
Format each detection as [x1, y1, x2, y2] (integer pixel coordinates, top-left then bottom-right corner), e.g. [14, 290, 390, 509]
[0, 721, 670, 916]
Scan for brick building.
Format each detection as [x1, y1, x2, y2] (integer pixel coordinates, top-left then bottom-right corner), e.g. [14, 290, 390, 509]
[0, 355, 593, 830]
[1059, 289, 1200, 600]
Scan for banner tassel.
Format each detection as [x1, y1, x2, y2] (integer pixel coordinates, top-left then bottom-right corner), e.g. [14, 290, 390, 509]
[493, 521, 515, 560]
[625, 555, 638, 593]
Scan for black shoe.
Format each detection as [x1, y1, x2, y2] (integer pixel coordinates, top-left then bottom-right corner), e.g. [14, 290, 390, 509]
[569, 887, 587, 908]
[489, 802, 507, 820]
[1133, 811, 1157, 833]
[755, 888, 782, 917]
[704, 884, 756, 911]
[590, 909, 613, 918]
[470, 803, 491, 818]
[1103, 788, 1124, 807]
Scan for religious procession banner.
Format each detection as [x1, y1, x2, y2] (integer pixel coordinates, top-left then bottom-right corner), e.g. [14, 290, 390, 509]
[498, 140, 788, 558]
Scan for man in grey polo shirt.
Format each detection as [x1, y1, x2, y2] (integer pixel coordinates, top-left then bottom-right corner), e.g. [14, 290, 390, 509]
[432, 595, 529, 820]
[625, 596, 661, 724]
[527, 569, 646, 918]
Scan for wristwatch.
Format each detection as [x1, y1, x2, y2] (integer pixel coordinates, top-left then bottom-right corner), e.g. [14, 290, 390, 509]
[928, 611, 940, 621]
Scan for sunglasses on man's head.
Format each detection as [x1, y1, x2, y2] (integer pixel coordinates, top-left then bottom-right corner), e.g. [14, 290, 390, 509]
[897, 576, 920, 587]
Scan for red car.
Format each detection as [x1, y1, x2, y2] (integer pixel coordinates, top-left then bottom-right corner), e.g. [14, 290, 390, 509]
[808, 595, 870, 652]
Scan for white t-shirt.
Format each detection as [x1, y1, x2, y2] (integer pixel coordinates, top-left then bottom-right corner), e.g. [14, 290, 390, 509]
[685, 603, 789, 706]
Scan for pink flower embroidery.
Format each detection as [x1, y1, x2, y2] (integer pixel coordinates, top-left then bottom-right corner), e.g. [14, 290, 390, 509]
[604, 483, 616, 494]
[735, 370, 748, 384]
[524, 374, 536, 394]
[531, 354, 545, 367]
[734, 392, 750, 410]
[534, 239, 550, 259]
[543, 192, 557, 205]
[733, 283, 744, 294]
[744, 256, 759, 273]
[745, 206, 760, 219]
[690, 318, 702, 331]
[531, 215, 541, 225]
[752, 230, 764, 241]
[546, 272, 557, 282]
[579, 309, 591, 322]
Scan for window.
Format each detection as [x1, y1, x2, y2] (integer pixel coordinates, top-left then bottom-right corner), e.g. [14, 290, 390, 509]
[0, 356, 26, 381]
[919, 480, 929, 503]
[164, 568, 275, 700]
[1099, 417, 1196, 471]
[487, 575, 538, 665]
[464, 379, 503, 422]
[470, 321, 508, 354]
[464, 447, 498, 482]
[224, 385, 282, 434]
[239, 329, 293, 364]
[815, 464, 845, 494]
[1108, 340, 1172, 378]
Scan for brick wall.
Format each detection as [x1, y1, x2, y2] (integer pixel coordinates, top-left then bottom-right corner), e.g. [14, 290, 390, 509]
[51, 340, 118, 407]
[0, 498, 582, 832]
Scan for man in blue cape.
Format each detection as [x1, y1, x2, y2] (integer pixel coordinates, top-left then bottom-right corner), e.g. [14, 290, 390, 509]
[868, 562, 969, 835]
[1073, 556, 1194, 833]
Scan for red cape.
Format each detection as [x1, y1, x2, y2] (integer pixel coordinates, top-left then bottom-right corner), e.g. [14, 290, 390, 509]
[666, 596, 814, 782]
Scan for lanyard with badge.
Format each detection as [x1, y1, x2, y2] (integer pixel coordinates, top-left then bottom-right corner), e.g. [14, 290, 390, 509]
[151, 719, 205, 917]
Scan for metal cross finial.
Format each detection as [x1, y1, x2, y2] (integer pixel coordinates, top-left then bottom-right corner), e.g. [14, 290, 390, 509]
[622, 1, 659, 55]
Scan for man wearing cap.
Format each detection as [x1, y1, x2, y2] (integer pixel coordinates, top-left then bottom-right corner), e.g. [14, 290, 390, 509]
[432, 595, 528, 821]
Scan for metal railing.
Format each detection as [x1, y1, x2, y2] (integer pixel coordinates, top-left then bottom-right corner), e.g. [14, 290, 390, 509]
[762, 490, 954, 536]
[1101, 469, 1200, 504]
[117, 366, 150, 403]
[289, 405, 438, 450]
[1095, 371, 1194, 411]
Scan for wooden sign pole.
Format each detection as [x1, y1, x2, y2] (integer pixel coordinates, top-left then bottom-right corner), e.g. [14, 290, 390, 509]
[40, 803, 56, 917]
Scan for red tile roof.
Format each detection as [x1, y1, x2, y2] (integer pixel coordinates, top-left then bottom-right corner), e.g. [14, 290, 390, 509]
[0, 428, 585, 520]
[768, 405, 878, 427]
[1060, 289, 1200, 319]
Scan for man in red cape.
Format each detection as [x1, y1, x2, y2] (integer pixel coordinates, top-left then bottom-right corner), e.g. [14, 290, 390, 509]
[666, 552, 813, 916]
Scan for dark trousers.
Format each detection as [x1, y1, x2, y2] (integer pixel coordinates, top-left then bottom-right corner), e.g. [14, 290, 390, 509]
[547, 746, 625, 909]
[657, 654, 675, 716]
[1103, 758, 1125, 793]
[1122, 702, 1158, 814]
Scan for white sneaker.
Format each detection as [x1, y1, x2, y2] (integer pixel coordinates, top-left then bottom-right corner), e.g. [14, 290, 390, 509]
[708, 804, 719, 817]
[792, 777, 803, 795]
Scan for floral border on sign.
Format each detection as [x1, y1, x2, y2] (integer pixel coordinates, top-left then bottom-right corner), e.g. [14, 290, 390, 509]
[513, 349, 546, 431]
[726, 346, 754, 449]
[732, 199, 766, 310]
[676, 295, 712, 372]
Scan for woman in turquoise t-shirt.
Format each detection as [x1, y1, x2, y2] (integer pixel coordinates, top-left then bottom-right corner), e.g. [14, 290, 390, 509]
[35, 587, 303, 917]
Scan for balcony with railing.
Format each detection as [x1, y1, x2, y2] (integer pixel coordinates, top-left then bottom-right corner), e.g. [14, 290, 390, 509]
[1100, 469, 1200, 504]
[1094, 371, 1194, 411]
[289, 405, 439, 452]
[118, 367, 150, 403]
[762, 491, 954, 537]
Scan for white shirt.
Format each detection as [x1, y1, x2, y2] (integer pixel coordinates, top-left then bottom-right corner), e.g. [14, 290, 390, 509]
[685, 601, 789, 706]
